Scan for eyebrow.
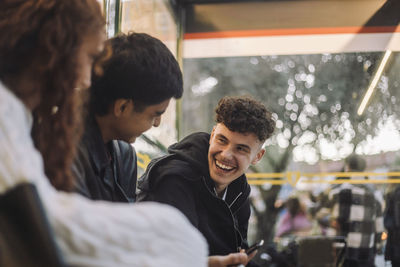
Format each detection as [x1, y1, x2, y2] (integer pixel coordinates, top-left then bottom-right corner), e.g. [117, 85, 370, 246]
[155, 110, 166, 116]
[216, 133, 227, 140]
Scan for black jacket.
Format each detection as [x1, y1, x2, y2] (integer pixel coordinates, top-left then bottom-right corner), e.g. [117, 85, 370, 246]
[72, 115, 137, 202]
[138, 132, 255, 259]
[384, 186, 400, 262]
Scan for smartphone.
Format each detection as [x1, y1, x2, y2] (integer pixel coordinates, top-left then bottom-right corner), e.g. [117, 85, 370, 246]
[245, 239, 264, 255]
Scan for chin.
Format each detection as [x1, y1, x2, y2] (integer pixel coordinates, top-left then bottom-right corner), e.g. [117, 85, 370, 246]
[211, 169, 234, 182]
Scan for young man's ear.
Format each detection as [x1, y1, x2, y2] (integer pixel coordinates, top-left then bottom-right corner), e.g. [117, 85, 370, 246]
[113, 99, 131, 117]
[251, 148, 265, 165]
[209, 126, 216, 145]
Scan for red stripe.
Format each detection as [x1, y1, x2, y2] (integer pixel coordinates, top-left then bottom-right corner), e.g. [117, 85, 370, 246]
[184, 26, 400, 40]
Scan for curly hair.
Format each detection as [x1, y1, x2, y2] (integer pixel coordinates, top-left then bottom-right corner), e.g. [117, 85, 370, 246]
[0, 0, 105, 191]
[215, 96, 275, 142]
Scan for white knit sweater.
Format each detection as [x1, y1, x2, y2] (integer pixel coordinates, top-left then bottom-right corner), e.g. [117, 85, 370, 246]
[0, 81, 208, 267]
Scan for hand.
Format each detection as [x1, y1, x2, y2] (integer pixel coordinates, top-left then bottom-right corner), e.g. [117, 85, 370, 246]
[243, 248, 257, 263]
[208, 251, 250, 267]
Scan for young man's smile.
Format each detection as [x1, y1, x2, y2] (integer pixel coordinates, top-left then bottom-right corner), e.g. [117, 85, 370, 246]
[215, 159, 236, 172]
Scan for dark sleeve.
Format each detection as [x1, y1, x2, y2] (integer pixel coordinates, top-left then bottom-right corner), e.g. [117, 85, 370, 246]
[384, 196, 394, 230]
[151, 175, 199, 228]
[236, 197, 251, 248]
[385, 190, 400, 230]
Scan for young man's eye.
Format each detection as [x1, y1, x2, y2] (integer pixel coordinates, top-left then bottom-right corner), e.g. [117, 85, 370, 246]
[217, 138, 226, 144]
[237, 146, 249, 154]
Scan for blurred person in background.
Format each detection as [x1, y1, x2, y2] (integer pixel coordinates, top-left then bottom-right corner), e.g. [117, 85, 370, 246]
[316, 154, 383, 267]
[0, 1, 251, 266]
[383, 169, 400, 266]
[275, 196, 312, 238]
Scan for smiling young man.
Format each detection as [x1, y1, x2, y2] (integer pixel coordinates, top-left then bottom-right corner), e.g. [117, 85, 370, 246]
[72, 32, 182, 202]
[138, 96, 275, 266]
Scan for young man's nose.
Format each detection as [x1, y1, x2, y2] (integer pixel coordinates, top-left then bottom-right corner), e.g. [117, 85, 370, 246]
[220, 147, 234, 159]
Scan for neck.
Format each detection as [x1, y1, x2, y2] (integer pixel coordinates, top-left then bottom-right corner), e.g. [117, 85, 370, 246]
[95, 115, 113, 144]
[3, 75, 40, 111]
[215, 184, 227, 197]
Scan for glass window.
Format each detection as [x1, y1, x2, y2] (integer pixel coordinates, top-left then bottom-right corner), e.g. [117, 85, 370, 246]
[118, 0, 179, 172]
[182, 51, 399, 266]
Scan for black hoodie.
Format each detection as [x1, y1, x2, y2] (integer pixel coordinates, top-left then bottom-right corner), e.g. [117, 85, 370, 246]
[138, 132, 255, 259]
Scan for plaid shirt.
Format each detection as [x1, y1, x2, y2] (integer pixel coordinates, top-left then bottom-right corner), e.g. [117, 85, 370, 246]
[325, 181, 384, 262]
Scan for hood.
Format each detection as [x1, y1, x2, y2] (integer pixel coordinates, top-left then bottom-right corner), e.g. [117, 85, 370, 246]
[167, 132, 210, 177]
[138, 132, 210, 193]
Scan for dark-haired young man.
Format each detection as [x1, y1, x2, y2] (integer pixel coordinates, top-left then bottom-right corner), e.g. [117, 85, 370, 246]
[72, 32, 183, 202]
[138, 96, 275, 266]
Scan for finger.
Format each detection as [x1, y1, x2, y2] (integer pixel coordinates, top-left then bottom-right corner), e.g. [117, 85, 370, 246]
[247, 249, 258, 261]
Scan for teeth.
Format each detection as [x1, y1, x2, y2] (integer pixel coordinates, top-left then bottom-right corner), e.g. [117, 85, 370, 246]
[215, 160, 234, 171]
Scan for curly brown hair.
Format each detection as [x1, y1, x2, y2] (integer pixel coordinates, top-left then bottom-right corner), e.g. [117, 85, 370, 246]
[0, 0, 105, 190]
[215, 96, 275, 142]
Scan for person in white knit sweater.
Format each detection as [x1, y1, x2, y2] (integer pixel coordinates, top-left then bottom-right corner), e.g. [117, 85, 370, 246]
[0, 0, 249, 266]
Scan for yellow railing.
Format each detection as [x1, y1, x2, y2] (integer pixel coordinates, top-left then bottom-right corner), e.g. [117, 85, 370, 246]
[247, 172, 400, 186]
[137, 152, 151, 170]
[137, 152, 400, 186]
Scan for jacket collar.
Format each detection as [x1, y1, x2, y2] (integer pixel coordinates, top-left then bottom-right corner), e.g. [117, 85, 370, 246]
[83, 114, 111, 173]
[203, 172, 250, 211]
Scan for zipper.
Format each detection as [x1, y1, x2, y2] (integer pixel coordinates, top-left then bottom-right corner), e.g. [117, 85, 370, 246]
[202, 176, 244, 252]
[229, 192, 243, 208]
